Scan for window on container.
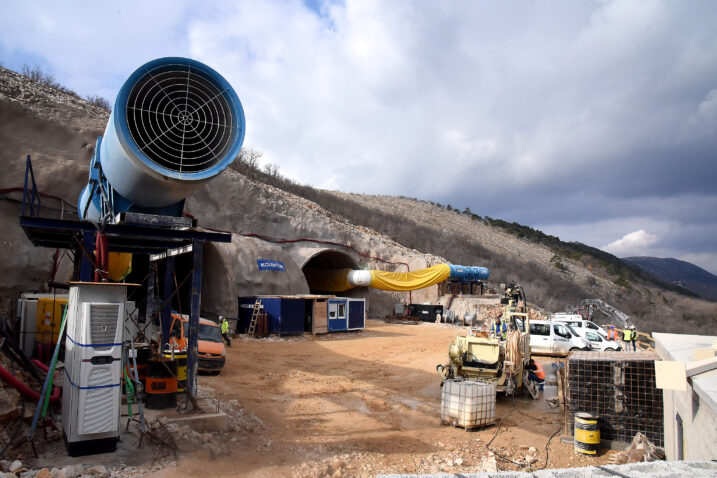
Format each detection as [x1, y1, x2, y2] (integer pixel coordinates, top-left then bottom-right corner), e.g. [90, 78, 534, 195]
[329, 303, 337, 318]
[338, 303, 346, 318]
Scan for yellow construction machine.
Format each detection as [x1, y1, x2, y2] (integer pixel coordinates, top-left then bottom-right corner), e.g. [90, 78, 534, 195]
[436, 283, 532, 396]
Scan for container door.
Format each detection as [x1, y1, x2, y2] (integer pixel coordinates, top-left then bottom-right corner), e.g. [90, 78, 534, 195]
[312, 300, 328, 334]
[263, 299, 282, 334]
[327, 299, 347, 331]
[280, 299, 305, 335]
[347, 299, 365, 330]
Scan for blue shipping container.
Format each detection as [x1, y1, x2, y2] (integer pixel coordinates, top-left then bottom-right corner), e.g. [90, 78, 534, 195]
[237, 297, 305, 335]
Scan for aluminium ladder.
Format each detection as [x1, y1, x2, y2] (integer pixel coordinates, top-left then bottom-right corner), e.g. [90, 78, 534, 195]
[247, 299, 262, 336]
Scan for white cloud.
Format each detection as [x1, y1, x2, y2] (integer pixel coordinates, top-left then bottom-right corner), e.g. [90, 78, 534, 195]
[1, 1, 717, 273]
[603, 230, 659, 257]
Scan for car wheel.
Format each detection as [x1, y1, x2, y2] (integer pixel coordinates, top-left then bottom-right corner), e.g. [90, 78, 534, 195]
[605, 348, 615, 352]
[569, 347, 579, 351]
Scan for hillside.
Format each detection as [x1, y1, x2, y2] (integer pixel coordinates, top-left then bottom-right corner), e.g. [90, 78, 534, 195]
[1, 64, 716, 335]
[239, 169, 717, 334]
[624, 257, 717, 301]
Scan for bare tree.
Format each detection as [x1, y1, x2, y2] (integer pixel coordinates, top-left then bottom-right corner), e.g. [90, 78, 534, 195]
[263, 162, 280, 176]
[239, 148, 262, 170]
[85, 94, 111, 110]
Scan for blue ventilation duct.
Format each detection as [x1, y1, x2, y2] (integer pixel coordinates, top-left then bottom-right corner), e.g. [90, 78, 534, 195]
[78, 57, 245, 220]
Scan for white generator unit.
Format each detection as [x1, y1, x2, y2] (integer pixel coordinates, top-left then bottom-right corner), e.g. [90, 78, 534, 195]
[16, 293, 69, 357]
[62, 283, 127, 455]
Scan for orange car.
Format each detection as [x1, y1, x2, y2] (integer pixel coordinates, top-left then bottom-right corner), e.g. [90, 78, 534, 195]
[168, 313, 226, 373]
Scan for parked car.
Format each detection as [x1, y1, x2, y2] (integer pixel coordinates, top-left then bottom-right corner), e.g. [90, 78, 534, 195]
[168, 313, 226, 373]
[581, 330, 622, 351]
[528, 319, 592, 356]
[551, 315, 608, 339]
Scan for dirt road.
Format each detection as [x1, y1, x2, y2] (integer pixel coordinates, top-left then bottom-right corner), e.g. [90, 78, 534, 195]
[152, 320, 614, 477]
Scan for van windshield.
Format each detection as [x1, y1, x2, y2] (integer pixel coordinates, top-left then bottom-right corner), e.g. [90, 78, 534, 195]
[199, 324, 223, 342]
[181, 321, 224, 343]
[565, 324, 581, 337]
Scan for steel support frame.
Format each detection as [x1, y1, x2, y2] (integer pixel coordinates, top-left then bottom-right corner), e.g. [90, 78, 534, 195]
[146, 263, 157, 325]
[161, 257, 175, 351]
[79, 232, 95, 282]
[186, 240, 203, 407]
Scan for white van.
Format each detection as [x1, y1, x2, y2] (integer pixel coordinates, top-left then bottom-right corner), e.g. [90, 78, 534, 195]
[528, 320, 592, 356]
[581, 330, 622, 351]
[551, 315, 608, 339]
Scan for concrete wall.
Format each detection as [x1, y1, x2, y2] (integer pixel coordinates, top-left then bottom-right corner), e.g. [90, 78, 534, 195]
[655, 333, 717, 461]
[662, 386, 717, 460]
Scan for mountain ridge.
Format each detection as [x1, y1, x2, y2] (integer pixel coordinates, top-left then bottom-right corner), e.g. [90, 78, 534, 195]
[624, 256, 717, 301]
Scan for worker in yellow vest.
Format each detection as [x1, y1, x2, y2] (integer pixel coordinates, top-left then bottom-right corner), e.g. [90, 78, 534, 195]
[491, 317, 507, 340]
[622, 327, 632, 352]
[630, 325, 638, 352]
[220, 316, 231, 347]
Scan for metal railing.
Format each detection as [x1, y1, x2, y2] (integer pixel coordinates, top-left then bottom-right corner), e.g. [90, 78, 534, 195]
[21, 155, 41, 217]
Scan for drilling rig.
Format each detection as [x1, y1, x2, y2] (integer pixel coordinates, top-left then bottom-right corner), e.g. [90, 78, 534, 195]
[436, 282, 531, 396]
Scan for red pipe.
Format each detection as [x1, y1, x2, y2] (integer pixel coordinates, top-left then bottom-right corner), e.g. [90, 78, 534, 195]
[94, 232, 109, 282]
[31, 359, 49, 372]
[0, 363, 61, 403]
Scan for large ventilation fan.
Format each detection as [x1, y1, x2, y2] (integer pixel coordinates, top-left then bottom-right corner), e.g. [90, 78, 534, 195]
[125, 62, 236, 173]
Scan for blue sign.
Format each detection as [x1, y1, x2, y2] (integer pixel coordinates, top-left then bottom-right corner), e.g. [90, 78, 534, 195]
[257, 259, 286, 272]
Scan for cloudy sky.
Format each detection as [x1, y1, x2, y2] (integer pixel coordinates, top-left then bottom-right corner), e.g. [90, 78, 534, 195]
[1, 0, 716, 273]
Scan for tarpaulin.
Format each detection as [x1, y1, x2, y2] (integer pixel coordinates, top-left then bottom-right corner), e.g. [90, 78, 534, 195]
[369, 263, 451, 291]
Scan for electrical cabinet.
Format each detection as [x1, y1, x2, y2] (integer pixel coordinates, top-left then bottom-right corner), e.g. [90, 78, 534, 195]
[62, 283, 127, 455]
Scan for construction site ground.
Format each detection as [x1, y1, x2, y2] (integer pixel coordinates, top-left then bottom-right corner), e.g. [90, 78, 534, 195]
[147, 319, 616, 478]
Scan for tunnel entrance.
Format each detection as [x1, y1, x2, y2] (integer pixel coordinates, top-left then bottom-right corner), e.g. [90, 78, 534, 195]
[301, 248, 359, 294]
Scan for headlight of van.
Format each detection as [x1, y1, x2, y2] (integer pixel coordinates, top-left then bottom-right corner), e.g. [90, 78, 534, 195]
[221, 349, 226, 356]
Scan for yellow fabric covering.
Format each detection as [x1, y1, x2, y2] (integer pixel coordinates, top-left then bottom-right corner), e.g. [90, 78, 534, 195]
[304, 267, 354, 292]
[305, 263, 451, 292]
[108, 252, 132, 281]
[370, 263, 451, 291]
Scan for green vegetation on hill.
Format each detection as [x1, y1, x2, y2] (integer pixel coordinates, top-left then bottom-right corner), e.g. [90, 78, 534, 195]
[230, 150, 694, 300]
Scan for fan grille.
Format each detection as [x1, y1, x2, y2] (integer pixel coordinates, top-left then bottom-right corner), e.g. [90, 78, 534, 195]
[125, 63, 236, 173]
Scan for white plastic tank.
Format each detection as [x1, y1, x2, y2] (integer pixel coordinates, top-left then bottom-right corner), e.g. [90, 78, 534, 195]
[441, 379, 496, 429]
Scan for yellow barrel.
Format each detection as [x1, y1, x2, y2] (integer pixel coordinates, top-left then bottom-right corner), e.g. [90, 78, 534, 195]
[163, 350, 187, 393]
[574, 412, 600, 455]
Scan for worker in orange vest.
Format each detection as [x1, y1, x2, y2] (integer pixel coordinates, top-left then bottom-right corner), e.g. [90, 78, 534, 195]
[607, 325, 618, 341]
[527, 358, 545, 399]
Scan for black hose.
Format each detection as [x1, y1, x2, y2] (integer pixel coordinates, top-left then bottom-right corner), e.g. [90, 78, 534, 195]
[0, 327, 42, 384]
